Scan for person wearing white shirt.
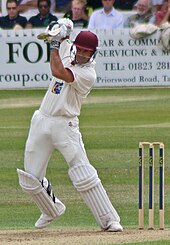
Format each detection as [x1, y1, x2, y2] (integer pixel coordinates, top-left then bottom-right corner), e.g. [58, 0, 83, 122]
[17, 18, 123, 232]
[88, 0, 124, 29]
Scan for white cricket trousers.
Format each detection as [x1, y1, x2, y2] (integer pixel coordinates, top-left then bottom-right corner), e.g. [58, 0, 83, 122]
[24, 109, 89, 179]
[24, 109, 120, 228]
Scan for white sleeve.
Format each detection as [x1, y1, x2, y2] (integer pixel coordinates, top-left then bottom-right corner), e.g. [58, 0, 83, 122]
[68, 66, 96, 97]
[117, 13, 124, 28]
[87, 12, 96, 29]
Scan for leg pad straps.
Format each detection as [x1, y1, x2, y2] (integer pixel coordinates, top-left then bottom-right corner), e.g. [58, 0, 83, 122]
[17, 169, 65, 218]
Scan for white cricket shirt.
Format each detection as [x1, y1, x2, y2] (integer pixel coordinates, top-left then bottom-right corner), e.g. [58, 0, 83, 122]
[39, 39, 96, 117]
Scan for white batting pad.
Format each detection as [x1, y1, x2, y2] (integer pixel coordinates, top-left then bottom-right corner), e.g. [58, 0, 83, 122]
[68, 164, 120, 229]
[17, 169, 66, 218]
[68, 164, 100, 191]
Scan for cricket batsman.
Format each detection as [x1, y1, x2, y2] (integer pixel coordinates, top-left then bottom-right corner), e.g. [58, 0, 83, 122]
[17, 18, 123, 232]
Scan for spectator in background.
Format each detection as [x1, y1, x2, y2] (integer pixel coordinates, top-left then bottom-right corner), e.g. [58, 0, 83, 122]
[88, 0, 124, 29]
[0, 0, 27, 29]
[114, 0, 137, 10]
[26, 0, 58, 28]
[124, 0, 155, 28]
[64, 0, 88, 28]
[155, 0, 170, 25]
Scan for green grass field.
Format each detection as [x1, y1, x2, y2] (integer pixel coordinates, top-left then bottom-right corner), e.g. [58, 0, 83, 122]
[0, 87, 170, 244]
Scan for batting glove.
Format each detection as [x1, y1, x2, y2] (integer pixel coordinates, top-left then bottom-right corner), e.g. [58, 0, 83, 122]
[57, 18, 73, 36]
[37, 19, 73, 44]
[50, 40, 60, 50]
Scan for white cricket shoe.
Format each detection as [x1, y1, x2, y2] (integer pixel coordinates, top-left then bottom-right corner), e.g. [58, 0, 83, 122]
[104, 222, 123, 232]
[35, 214, 55, 229]
[35, 198, 66, 229]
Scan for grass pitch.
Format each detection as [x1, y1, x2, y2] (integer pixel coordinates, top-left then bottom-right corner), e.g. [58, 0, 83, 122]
[0, 88, 170, 244]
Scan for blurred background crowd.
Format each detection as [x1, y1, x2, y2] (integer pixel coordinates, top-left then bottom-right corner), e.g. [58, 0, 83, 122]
[0, 0, 169, 30]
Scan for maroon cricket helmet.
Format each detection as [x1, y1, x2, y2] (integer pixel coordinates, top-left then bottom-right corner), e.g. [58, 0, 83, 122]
[73, 31, 98, 52]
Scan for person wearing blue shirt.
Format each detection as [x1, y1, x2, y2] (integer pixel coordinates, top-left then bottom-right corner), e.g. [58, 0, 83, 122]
[0, 0, 27, 29]
[88, 0, 124, 29]
[27, 0, 58, 28]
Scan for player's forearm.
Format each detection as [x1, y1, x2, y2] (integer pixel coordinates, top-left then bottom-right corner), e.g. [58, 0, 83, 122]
[50, 49, 74, 83]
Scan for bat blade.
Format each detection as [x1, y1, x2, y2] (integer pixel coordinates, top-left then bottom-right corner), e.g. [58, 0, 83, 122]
[37, 33, 49, 40]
